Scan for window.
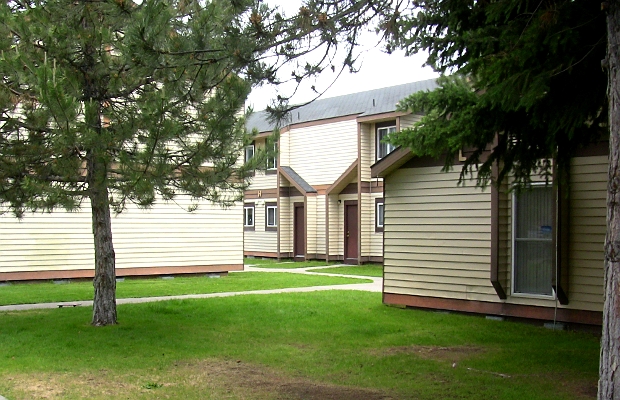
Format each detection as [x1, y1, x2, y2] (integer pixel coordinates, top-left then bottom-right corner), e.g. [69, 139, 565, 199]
[244, 144, 254, 163]
[265, 202, 277, 231]
[376, 123, 396, 160]
[267, 142, 277, 171]
[512, 185, 553, 296]
[375, 198, 384, 232]
[244, 203, 255, 231]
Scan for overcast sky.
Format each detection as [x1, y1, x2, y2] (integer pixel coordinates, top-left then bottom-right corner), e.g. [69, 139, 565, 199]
[245, 1, 439, 111]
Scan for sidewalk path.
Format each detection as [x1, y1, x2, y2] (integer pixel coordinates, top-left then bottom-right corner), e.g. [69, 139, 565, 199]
[0, 264, 382, 313]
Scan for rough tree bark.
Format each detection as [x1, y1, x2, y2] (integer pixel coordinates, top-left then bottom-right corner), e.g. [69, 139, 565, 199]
[88, 152, 117, 326]
[600, 1, 620, 398]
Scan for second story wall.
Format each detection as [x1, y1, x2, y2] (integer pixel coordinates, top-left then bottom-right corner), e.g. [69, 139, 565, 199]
[284, 118, 358, 186]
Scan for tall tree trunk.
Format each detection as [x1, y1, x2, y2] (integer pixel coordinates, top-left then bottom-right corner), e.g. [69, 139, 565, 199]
[88, 153, 117, 326]
[600, 2, 620, 398]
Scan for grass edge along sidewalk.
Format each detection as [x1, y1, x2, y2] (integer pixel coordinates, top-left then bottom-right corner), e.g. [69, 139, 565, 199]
[0, 267, 376, 309]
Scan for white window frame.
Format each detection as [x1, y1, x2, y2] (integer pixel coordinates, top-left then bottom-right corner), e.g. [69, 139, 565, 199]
[244, 144, 255, 163]
[244, 204, 255, 227]
[510, 183, 554, 299]
[266, 205, 277, 227]
[376, 201, 384, 229]
[376, 125, 396, 160]
[267, 142, 277, 170]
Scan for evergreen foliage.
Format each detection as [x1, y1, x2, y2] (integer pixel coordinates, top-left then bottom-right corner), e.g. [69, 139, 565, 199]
[387, 0, 607, 189]
[0, 0, 396, 325]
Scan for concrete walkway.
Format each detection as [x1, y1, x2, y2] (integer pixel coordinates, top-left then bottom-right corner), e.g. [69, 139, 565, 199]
[0, 264, 382, 313]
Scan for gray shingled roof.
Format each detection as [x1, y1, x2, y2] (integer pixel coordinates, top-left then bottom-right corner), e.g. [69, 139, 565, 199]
[279, 166, 316, 193]
[246, 78, 438, 133]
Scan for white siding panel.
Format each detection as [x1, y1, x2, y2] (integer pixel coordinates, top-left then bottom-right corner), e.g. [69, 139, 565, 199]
[0, 196, 242, 273]
[399, 113, 423, 130]
[306, 196, 317, 254]
[315, 195, 326, 255]
[360, 123, 372, 181]
[370, 192, 384, 258]
[288, 119, 358, 186]
[361, 192, 372, 257]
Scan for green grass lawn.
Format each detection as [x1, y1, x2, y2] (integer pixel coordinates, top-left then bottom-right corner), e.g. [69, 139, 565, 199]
[0, 290, 600, 400]
[313, 264, 383, 277]
[0, 272, 370, 306]
[245, 257, 338, 269]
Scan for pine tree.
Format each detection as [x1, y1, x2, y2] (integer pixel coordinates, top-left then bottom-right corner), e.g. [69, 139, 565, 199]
[0, 0, 395, 326]
[385, 1, 617, 397]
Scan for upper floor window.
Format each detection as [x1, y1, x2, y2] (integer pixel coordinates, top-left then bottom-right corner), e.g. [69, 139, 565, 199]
[512, 184, 553, 296]
[376, 123, 396, 160]
[244, 144, 255, 163]
[267, 142, 277, 170]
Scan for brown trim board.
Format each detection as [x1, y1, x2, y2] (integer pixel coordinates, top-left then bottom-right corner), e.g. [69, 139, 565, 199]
[245, 188, 278, 199]
[553, 164, 570, 305]
[383, 293, 602, 326]
[288, 113, 359, 130]
[371, 147, 414, 178]
[245, 251, 278, 258]
[360, 256, 384, 263]
[356, 111, 408, 123]
[490, 163, 507, 299]
[0, 264, 244, 282]
[279, 186, 304, 198]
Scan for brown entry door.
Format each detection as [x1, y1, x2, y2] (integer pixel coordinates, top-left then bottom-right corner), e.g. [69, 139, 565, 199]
[294, 203, 305, 260]
[344, 201, 358, 264]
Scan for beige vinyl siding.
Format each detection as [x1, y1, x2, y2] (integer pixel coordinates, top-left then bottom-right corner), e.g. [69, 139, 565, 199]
[327, 196, 342, 257]
[288, 119, 358, 186]
[383, 154, 607, 314]
[248, 171, 277, 190]
[315, 195, 326, 255]
[360, 192, 372, 257]
[243, 198, 278, 254]
[306, 196, 318, 255]
[567, 155, 606, 312]
[370, 192, 384, 257]
[247, 137, 278, 190]
[383, 166, 495, 302]
[279, 196, 294, 254]
[360, 123, 372, 181]
[280, 129, 291, 167]
[0, 196, 242, 273]
[399, 113, 423, 130]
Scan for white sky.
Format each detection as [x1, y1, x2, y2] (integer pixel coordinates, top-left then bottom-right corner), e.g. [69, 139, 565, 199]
[246, 1, 439, 111]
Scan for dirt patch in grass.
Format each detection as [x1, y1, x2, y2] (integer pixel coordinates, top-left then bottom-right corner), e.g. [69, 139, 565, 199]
[5, 359, 396, 400]
[173, 359, 396, 400]
[371, 345, 484, 363]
